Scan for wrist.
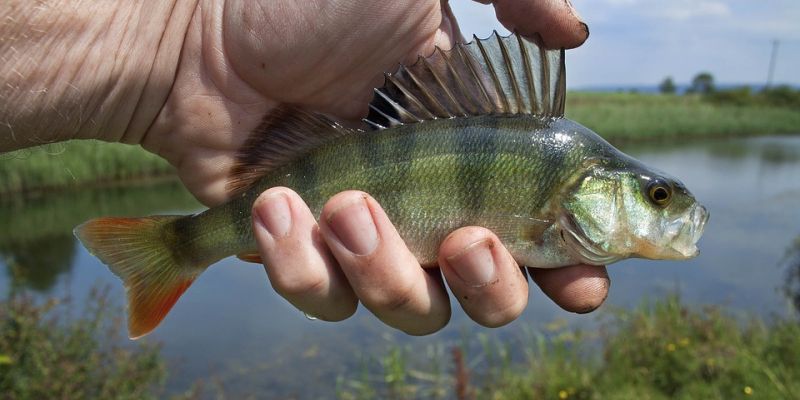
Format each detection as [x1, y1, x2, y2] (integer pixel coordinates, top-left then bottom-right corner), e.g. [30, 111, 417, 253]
[0, 0, 198, 151]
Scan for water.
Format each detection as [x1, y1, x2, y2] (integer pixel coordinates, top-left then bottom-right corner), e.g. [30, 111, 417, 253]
[2, 135, 800, 397]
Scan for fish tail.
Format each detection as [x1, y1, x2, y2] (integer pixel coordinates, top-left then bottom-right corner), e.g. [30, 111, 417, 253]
[74, 215, 203, 339]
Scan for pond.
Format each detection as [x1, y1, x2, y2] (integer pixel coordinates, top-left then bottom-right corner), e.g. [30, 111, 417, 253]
[2, 135, 800, 397]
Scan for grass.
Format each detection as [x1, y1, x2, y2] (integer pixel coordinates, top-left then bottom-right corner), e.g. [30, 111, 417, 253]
[0, 92, 798, 194]
[566, 92, 800, 142]
[337, 296, 800, 400]
[0, 287, 166, 399]
[0, 140, 174, 196]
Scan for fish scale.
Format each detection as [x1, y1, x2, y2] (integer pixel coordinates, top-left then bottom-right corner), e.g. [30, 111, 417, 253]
[74, 33, 707, 339]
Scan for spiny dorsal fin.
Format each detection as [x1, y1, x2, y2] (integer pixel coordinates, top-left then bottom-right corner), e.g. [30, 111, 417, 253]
[227, 106, 351, 195]
[365, 32, 566, 129]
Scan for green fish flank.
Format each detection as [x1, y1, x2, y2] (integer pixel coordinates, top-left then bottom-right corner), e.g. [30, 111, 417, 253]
[184, 115, 580, 267]
[73, 33, 708, 338]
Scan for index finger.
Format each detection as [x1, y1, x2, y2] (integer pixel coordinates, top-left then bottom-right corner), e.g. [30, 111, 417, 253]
[487, 0, 590, 48]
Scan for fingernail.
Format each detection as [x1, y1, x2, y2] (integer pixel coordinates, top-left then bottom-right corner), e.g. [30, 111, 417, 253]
[446, 239, 497, 286]
[327, 196, 379, 255]
[254, 192, 292, 238]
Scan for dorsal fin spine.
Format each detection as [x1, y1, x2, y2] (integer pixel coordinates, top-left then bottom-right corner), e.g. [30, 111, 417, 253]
[363, 118, 386, 130]
[496, 32, 524, 114]
[517, 33, 538, 115]
[368, 102, 405, 127]
[474, 34, 510, 113]
[422, 56, 467, 116]
[554, 52, 567, 116]
[374, 88, 421, 123]
[386, 74, 437, 120]
[456, 43, 497, 114]
[538, 42, 552, 116]
[401, 66, 451, 118]
[437, 47, 479, 115]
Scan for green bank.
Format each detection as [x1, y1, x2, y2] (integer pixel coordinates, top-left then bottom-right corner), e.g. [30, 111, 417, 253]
[2, 92, 799, 195]
[6, 289, 795, 399]
[567, 92, 800, 142]
[0, 140, 174, 197]
[336, 296, 800, 400]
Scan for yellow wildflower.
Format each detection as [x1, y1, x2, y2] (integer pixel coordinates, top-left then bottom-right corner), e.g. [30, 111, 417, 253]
[666, 343, 676, 352]
[743, 386, 753, 395]
[558, 389, 569, 399]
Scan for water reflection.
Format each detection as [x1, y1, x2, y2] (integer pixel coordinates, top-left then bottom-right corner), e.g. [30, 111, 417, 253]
[0, 234, 74, 292]
[619, 134, 800, 166]
[707, 138, 800, 166]
[0, 181, 199, 292]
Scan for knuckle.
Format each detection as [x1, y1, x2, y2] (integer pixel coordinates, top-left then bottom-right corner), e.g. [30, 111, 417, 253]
[364, 281, 417, 313]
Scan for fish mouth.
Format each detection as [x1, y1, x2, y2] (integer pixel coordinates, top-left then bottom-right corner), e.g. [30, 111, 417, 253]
[663, 204, 709, 259]
[558, 213, 622, 266]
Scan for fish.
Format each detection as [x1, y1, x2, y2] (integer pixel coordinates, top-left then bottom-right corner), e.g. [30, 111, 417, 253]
[74, 32, 709, 339]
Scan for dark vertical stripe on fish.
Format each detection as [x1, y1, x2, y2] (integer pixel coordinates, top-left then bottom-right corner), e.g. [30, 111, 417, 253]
[224, 203, 252, 250]
[171, 215, 205, 264]
[458, 120, 497, 216]
[293, 158, 319, 201]
[357, 132, 382, 179]
[386, 129, 417, 211]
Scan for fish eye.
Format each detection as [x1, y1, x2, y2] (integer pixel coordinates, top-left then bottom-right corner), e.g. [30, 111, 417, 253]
[647, 179, 673, 206]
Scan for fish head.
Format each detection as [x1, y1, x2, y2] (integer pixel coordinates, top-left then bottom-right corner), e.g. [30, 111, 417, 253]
[560, 158, 709, 265]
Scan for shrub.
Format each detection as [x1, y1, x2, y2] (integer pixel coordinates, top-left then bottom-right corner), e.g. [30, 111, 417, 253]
[0, 287, 166, 400]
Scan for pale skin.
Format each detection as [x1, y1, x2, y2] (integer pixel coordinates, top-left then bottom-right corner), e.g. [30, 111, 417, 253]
[1, 0, 609, 334]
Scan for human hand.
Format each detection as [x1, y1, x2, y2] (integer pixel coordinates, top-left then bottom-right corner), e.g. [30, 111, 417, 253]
[141, 0, 604, 333]
[252, 188, 609, 334]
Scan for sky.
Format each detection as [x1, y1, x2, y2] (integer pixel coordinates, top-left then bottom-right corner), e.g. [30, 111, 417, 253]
[450, 0, 800, 88]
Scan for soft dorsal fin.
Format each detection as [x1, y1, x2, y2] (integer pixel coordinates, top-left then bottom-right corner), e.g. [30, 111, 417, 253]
[365, 32, 566, 129]
[227, 106, 351, 195]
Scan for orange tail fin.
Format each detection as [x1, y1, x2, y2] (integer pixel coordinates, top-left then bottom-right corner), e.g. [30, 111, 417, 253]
[74, 216, 204, 339]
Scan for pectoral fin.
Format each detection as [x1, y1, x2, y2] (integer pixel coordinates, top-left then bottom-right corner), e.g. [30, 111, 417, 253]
[237, 252, 264, 264]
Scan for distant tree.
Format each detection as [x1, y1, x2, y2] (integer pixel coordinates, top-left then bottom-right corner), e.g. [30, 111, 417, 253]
[688, 72, 715, 95]
[658, 77, 677, 94]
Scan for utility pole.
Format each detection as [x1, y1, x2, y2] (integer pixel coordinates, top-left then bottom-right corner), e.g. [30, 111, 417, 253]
[766, 39, 779, 88]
